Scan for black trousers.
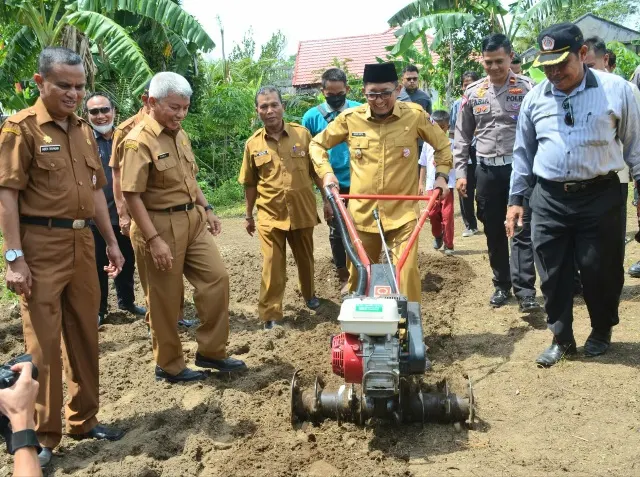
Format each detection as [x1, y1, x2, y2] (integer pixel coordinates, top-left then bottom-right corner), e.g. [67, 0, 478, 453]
[459, 147, 478, 230]
[530, 176, 624, 341]
[475, 162, 536, 297]
[91, 224, 136, 313]
[329, 186, 350, 270]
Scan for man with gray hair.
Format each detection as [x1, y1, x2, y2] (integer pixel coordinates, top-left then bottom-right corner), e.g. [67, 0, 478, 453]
[121, 72, 246, 382]
[0, 46, 126, 466]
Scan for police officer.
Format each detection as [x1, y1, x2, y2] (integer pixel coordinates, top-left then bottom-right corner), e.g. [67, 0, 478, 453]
[85, 92, 146, 324]
[302, 68, 361, 295]
[507, 23, 640, 367]
[240, 86, 321, 330]
[454, 34, 539, 312]
[0, 47, 126, 466]
[120, 72, 246, 382]
[310, 62, 452, 303]
[110, 84, 194, 328]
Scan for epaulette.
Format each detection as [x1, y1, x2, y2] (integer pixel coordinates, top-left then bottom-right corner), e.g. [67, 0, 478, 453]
[288, 122, 304, 129]
[248, 128, 264, 140]
[464, 77, 486, 94]
[115, 114, 139, 132]
[124, 121, 146, 141]
[6, 108, 35, 124]
[345, 104, 367, 116]
[516, 74, 536, 88]
[398, 101, 424, 112]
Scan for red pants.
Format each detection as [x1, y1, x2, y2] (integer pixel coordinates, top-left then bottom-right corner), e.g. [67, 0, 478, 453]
[427, 190, 454, 249]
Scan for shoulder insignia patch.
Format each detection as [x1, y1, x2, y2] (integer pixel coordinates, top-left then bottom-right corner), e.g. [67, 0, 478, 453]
[124, 140, 138, 151]
[2, 126, 21, 136]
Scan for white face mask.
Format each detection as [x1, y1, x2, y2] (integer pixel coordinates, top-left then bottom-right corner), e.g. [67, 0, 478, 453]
[89, 120, 114, 135]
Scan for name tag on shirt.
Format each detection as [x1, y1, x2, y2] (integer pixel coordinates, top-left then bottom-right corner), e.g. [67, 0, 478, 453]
[40, 145, 61, 153]
[157, 152, 169, 159]
[255, 150, 269, 157]
[351, 132, 366, 137]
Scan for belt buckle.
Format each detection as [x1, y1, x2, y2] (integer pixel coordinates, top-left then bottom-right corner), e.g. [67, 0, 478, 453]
[563, 182, 576, 193]
[72, 219, 85, 229]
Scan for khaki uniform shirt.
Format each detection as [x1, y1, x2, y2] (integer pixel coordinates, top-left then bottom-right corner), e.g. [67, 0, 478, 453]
[119, 114, 198, 210]
[310, 102, 452, 233]
[238, 122, 319, 231]
[0, 98, 106, 219]
[453, 71, 535, 178]
[109, 109, 145, 169]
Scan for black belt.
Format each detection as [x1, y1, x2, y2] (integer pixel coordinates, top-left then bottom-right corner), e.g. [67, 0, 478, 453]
[147, 202, 195, 213]
[537, 172, 617, 194]
[20, 216, 89, 229]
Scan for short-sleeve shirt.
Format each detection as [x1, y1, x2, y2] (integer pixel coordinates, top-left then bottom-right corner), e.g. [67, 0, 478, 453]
[119, 114, 199, 210]
[109, 109, 146, 169]
[238, 122, 319, 231]
[0, 98, 106, 219]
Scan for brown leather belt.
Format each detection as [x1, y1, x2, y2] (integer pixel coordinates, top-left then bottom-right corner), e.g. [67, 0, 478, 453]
[20, 216, 89, 229]
[537, 172, 617, 194]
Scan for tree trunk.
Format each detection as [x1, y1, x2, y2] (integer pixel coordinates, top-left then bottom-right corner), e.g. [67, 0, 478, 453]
[446, 33, 455, 109]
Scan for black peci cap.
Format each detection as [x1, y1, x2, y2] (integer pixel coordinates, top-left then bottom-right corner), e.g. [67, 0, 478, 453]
[533, 22, 584, 67]
[363, 62, 398, 84]
[512, 54, 522, 64]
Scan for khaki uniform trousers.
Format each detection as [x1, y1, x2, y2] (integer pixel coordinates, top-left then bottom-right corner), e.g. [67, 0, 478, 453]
[20, 225, 100, 449]
[347, 220, 421, 302]
[257, 225, 315, 322]
[131, 206, 229, 375]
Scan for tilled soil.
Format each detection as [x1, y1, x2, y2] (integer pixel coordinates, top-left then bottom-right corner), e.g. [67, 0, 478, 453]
[1, 209, 640, 477]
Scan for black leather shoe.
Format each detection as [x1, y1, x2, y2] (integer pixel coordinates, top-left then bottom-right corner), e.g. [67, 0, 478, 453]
[155, 366, 207, 383]
[518, 296, 540, 313]
[195, 353, 247, 372]
[178, 318, 198, 328]
[72, 424, 125, 441]
[120, 304, 147, 316]
[433, 235, 443, 250]
[535, 339, 577, 367]
[629, 261, 640, 278]
[490, 289, 511, 307]
[264, 320, 276, 330]
[584, 328, 612, 357]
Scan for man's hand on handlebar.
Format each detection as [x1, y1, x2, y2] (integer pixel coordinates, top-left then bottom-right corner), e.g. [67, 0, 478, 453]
[322, 173, 339, 189]
[434, 176, 449, 198]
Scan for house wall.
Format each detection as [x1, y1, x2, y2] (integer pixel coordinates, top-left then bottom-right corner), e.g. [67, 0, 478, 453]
[575, 16, 640, 54]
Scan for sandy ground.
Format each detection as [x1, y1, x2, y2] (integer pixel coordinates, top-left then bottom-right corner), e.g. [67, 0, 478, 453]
[1, 205, 639, 477]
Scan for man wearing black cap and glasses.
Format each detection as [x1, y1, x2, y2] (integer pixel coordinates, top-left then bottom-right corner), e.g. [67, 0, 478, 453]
[507, 23, 640, 367]
[310, 62, 452, 303]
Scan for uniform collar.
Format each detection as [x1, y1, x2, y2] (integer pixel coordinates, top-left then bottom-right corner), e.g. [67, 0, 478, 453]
[264, 121, 290, 139]
[141, 113, 178, 137]
[484, 71, 517, 94]
[33, 97, 81, 127]
[364, 102, 402, 121]
[544, 66, 598, 95]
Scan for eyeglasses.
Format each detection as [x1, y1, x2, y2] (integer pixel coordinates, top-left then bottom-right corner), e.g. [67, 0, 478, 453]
[88, 107, 112, 115]
[364, 90, 394, 100]
[562, 97, 574, 127]
[404, 77, 419, 82]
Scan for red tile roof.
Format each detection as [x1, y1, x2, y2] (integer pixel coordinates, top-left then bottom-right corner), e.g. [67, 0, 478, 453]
[292, 28, 437, 87]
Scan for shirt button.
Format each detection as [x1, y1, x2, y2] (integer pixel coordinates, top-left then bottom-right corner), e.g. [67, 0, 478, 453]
[73, 158, 78, 162]
[78, 181, 83, 186]
[50, 162, 55, 167]
[81, 206, 85, 210]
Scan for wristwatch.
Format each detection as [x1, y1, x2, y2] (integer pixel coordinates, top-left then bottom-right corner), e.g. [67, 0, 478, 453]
[204, 204, 213, 212]
[4, 249, 23, 263]
[9, 429, 41, 455]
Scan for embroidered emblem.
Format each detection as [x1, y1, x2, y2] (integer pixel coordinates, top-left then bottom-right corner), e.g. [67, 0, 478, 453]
[402, 147, 410, 158]
[476, 88, 486, 98]
[473, 105, 490, 115]
[354, 149, 362, 159]
[124, 141, 138, 151]
[509, 77, 516, 85]
[2, 126, 21, 136]
[541, 36, 555, 51]
[92, 174, 97, 186]
[43, 135, 52, 143]
[509, 88, 523, 94]
[86, 139, 92, 145]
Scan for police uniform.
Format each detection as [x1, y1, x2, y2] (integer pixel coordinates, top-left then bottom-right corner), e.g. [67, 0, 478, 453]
[454, 71, 538, 304]
[238, 123, 319, 322]
[111, 109, 187, 322]
[0, 98, 106, 448]
[510, 23, 640, 365]
[120, 114, 229, 375]
[310, 100, 452, 303]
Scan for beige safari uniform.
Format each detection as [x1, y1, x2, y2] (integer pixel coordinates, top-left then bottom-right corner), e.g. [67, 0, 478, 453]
[0, 98, 107, 448]
[310, 102, 452, 302]
[238, 122, 319, 322]
[453, 71, 535, 176]
[120, 114, 229, 375]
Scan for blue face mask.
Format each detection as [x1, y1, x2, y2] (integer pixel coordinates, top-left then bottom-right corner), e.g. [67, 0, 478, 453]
[326, 93, 346, 110]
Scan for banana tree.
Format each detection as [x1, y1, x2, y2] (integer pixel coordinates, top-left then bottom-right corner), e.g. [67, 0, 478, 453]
[0, 0, 214, 97]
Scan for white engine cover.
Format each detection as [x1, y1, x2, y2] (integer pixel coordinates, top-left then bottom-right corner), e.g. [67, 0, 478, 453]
[338, 298, 400, 336]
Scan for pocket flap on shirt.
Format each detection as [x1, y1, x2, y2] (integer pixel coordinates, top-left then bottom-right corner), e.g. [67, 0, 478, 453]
[394, 138, 413, 147]
[351, 138, 369, 149]
[152, 155, 177, 171]
[254, 154, 272, 167]
[35, 155, 65, 171]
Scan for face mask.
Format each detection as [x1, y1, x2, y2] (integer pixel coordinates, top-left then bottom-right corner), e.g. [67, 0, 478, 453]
[325, 93, 346, 110]
[90, 120, 114, 135]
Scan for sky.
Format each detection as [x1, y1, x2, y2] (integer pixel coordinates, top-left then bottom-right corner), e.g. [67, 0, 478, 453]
[181, 0, 411, 59]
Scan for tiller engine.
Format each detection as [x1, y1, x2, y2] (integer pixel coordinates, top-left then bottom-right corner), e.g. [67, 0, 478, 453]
[290, 186, 474, 427]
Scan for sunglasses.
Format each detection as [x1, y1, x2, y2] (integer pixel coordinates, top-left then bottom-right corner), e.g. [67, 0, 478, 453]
[88, 107, 112, 115]
[364, 90, 394, 100]
[562, 97, 574, 127]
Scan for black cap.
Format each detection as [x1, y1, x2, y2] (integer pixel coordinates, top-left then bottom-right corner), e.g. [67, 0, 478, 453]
[363, 62, 398, 84]
[512, 54, 522, 64]
[533, 22, 584, 67]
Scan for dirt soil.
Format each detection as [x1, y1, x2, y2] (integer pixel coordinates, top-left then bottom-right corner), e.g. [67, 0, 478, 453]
[1, 209, 640, 477]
